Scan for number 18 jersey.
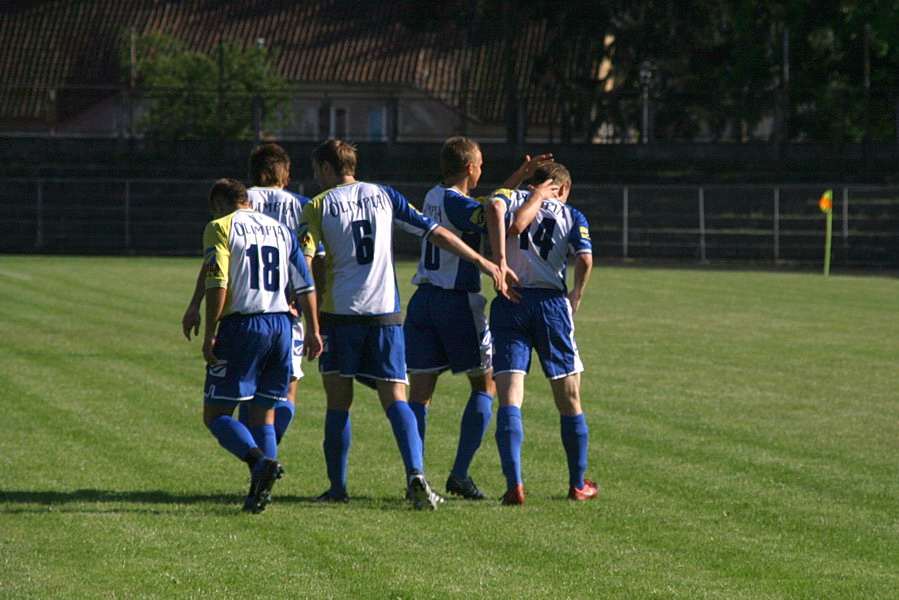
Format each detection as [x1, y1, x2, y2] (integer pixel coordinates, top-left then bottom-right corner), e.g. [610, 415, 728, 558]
[491, 188, 592, 292]
[203, 208, 314, 317]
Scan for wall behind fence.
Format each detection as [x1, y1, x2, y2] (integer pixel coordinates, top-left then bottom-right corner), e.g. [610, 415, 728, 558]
[1, 178, 897, 267]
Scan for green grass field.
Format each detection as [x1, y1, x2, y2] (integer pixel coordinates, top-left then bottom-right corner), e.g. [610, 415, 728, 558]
[1, 255, 896, 599]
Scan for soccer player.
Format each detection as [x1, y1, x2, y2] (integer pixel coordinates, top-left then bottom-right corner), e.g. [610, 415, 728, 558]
[487, 162, 599, 505]
[199, 178, 322, 513]
[404, 136, 552, 500]
[183, 144, 324, 448]
[298, 139, 505, 510]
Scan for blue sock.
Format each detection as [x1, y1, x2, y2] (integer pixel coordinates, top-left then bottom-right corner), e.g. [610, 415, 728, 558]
[451, 391, 493, 479]
[386, 401, 423, 476]
[323, 409, 351, 495]
[495, 405, 523, 488]
[409, 402, 428, 446]
[560, 413, 589, 488]
[274, 400, 295, 444]
[208, 415, 257, 461]
[250, 424, 277, 461]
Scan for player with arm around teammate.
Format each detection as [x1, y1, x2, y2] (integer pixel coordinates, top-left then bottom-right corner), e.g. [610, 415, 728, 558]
[298, 139, 504, 510]
[487, 162, 599, 505]
[200, 178, 322, 513]
[404, 136, 552, 500]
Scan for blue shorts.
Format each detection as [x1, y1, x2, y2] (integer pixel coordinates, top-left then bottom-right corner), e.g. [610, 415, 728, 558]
[404, 285, 492, 375]
[490, 289, 583, 379]
[204, 313, 292, 405]
[290, 316, 305, 379]
[320, 323, 407, 383]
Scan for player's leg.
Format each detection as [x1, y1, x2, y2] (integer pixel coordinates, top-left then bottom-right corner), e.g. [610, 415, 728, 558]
[445, 370, 493, 499]
[549, 373, 598, 500]
[319, 373, 353, 502]
[408, 372, 438, 446]
[404, 286, 447, 446]
[494, 372, 526, 505]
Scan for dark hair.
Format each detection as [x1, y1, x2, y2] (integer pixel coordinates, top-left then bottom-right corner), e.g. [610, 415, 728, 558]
[249, 143, 290, 187]
[208, 178, 248, 209]
[532, 162, 571, 188]
[312, 139, 357, 176]
[440, 136, 480, 177]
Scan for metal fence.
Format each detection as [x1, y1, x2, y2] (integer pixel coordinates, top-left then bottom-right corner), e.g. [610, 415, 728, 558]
[1, 178, 897, 267]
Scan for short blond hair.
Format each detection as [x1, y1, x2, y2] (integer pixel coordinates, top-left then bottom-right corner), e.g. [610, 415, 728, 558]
[312, 139, 357, 176]
[440, 136, 481, 178]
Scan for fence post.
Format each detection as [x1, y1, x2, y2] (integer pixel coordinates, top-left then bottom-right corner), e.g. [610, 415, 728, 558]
[773, 186, 780, 262]
[124, 180, 131, 249]
[842, 186, 849, 262]
[698, 186, 706, 261]
[622, 187, 629, 259]
[35, 181, 44, 250]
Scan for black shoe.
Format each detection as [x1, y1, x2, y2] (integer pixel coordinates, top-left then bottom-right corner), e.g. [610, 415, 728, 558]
[315, 490, 350, 504]
[248, 459, 284, 514]
[446, 473, 486, 500]
[407, 470, 440, 511]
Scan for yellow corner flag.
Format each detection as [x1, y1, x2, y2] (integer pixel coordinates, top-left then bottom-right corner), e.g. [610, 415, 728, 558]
[819, 189, 834, 276]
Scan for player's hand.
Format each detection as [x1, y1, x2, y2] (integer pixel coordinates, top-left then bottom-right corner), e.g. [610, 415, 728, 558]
[182, 305, 201, 340]
[288, 303, 300, 319]
[481, 260, 507, 298]
[503, 265, 522, 303]
[568, 290, 583, 314]
[518, 153, 554, 179]
[202, 337, 218, 365]
[527, 177, 560, 200]
[304, 332, 323, 361]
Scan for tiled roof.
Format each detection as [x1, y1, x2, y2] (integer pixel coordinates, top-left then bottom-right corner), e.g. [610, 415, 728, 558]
[0, 0, 604, 126]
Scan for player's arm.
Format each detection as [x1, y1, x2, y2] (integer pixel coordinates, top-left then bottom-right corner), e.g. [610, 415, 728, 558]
[508, 178, 557, 236]
[568, 253, 592, 315]
[295, 290, 322, 360]
[203, 286, 226, 366]
[181, 262, 205, 340]
[426, 226, 507, 298]
[500, 153, 554, 190]
[485, 192, 521, 300]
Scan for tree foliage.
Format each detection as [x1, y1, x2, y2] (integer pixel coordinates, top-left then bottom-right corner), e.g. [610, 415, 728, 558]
[119, 30, 291, 140]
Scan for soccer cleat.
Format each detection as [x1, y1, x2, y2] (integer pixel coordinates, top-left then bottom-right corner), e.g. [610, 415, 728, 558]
[315, 490, 350, 504]
[407, 470, 440, 511]
[500, 484, 526, 506]
[568, 478, 599, 501]
[247, 458, 284, 514]
[445, 473, 486, 500]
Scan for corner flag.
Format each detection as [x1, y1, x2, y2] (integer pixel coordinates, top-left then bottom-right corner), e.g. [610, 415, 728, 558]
[819, 189, 833, 277]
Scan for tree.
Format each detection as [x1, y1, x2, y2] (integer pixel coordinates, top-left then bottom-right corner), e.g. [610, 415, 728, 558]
[120, 30, 291, 140]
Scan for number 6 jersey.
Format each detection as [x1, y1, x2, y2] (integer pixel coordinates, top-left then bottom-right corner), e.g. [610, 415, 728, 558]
[299, 181, 438, 317]
[490, 188, 592, 293]
[203, 208, 314, 316]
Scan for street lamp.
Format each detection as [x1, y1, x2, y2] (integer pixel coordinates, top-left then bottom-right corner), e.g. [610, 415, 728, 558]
[639, 61, 654, 144]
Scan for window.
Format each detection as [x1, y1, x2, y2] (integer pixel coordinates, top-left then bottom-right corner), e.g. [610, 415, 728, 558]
[318, 105, 347, 139]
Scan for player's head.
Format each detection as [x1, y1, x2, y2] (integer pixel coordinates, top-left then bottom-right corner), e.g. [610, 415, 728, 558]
[440, 136, 483, 187]
[311, 139, 357, 187]
[532, 162, 571, 202]
[208, 178, 249, 218]
[249, 143, 291, 188]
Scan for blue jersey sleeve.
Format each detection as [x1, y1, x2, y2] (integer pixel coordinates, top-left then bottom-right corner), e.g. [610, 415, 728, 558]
[444, 189, 487, 233]
[568, 207, 593, 255]
[286, 229, 315, 295]
[385, 185, 439, 236]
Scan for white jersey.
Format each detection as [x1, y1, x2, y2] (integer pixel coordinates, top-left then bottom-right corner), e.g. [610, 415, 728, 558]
[491, 188, 592, 292]
[300, 181, 438, 316]
[203, 209, 314, 317]
[411, 184, 486, 292]
[247, 187, 305, 233]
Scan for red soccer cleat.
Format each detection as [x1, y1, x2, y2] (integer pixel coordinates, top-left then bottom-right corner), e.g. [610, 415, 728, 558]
[500, 483, 526, 506]
[568, 478, 599, 501]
